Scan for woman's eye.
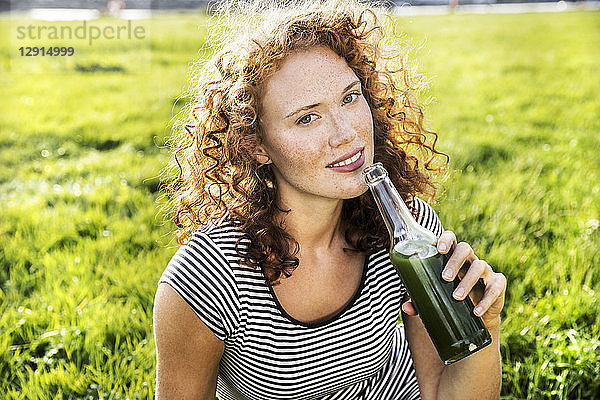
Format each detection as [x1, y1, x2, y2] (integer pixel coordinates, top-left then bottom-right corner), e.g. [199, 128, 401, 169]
[342, 92, 360, 105]
[297, 114, 317, 125]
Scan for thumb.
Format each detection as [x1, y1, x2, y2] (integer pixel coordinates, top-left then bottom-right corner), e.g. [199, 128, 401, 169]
[401, 300, 418, 316]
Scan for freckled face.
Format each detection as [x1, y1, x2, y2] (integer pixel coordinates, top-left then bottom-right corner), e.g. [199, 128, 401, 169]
[258, 46, 375, 204]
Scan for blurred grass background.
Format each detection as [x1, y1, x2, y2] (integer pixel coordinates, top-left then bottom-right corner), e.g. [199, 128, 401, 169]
[0, 9, 599, 399]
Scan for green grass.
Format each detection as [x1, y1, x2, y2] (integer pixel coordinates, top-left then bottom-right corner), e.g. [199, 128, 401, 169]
[1, 9, 599, 399]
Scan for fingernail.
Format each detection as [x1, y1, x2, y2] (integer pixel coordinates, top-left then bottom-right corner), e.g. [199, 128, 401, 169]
[474, 306, 483, 316]
[453, 288, 465, 299]
[438, 244, 447, 252]
[443, 270, 452, 280]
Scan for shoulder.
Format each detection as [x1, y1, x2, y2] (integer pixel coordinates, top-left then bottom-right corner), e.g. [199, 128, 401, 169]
[175, 218, 247, 271]
[196, 218, 247, 258]
[409, 196, 444, 238]
[158, 220, 243, 340]
[164, 220, 246, 296]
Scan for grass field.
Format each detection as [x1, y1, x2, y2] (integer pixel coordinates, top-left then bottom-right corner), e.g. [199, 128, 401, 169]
[0, 9, 599, 400]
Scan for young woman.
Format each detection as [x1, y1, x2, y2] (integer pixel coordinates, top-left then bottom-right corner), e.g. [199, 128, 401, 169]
[153, 1, 507, 399]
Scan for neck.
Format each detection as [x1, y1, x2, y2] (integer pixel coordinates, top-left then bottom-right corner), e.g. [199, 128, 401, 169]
[276, 195, 345, 254]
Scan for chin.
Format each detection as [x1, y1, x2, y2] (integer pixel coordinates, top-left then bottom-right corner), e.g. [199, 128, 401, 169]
[339, 182, 370, 200]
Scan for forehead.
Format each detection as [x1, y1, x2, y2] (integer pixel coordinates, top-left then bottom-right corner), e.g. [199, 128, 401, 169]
[260, 46, 358, 112]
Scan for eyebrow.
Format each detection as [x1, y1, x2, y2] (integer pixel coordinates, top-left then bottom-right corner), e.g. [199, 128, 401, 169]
[284, 80, 361, 119]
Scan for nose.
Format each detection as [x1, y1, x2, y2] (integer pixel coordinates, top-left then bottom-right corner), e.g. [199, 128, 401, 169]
[328, 112, 357, 148]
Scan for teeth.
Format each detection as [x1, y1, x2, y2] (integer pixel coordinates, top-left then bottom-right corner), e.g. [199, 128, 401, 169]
[330, 150, 361, 167]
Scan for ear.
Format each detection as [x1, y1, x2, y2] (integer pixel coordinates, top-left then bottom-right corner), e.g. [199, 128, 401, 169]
[253, 145, 272, 165]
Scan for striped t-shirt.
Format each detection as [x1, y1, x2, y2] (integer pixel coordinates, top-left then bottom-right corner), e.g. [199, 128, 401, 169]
[158, 197, 444, 400]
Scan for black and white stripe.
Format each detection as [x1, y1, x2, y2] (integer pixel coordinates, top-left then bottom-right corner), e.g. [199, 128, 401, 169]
[158, 197, 443, 400]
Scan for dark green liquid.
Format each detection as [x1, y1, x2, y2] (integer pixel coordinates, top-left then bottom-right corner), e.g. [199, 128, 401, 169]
[391, 249, 492, 364]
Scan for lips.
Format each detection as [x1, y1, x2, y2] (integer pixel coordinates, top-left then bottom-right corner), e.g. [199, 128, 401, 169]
[326, 148, 365, 172]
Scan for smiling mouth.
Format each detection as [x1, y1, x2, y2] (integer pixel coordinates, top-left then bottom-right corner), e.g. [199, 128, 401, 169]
[327, 148, 364, 169]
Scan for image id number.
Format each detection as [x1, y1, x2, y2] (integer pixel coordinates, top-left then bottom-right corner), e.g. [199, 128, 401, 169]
[19, 47, 75, 56]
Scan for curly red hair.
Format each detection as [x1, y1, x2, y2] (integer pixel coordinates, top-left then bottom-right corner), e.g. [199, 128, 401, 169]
[162, 0, 448, 285]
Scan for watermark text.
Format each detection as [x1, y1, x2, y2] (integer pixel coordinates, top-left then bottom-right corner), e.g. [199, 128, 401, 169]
[15, 20, 146, 46]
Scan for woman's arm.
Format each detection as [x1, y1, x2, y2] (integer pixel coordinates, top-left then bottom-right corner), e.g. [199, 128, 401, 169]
[404, 312, 501, 400]
[153, 283, 224, 400]
[403, 230, 506, 400]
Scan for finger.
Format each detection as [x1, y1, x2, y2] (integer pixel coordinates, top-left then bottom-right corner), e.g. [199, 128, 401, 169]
[473, 272, 507, 317]
[401, 301, 418, 316]
[442, 241, 477, 282]
[452, 259, 489, 300]
[437, 230, 456, 254]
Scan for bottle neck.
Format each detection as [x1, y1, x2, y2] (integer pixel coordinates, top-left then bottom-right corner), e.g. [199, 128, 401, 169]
[370, 177, 409, 241]
[367, 174, 438, 247]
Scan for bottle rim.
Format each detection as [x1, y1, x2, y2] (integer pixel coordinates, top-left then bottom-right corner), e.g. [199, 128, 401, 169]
[362, 162, 387, 185]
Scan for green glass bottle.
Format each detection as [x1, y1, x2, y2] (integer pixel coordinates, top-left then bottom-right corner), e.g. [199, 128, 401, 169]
[363, 163, 491, 364]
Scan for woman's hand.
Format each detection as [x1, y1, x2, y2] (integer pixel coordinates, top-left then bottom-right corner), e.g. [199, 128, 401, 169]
[401, 230, 507, 329]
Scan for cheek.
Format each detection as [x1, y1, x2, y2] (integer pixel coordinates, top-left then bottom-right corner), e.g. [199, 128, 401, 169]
[358, 102, 374, 133]
[266, 134, 323, 168]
